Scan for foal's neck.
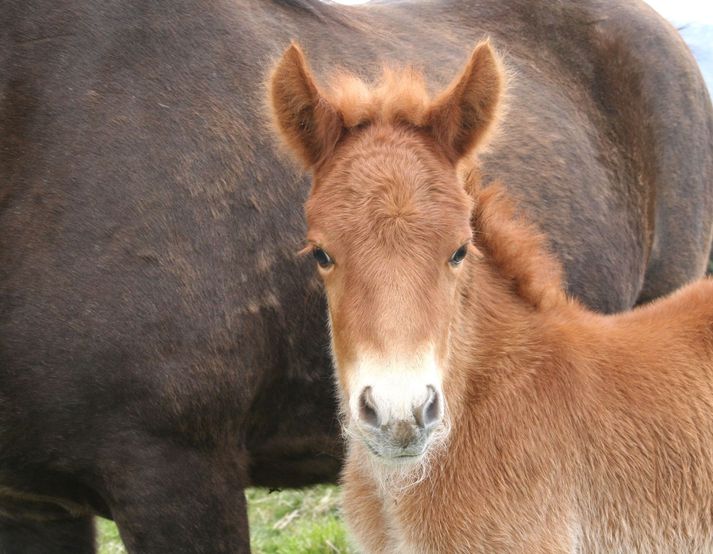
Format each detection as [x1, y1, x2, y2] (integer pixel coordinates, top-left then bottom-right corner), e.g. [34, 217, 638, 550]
[444, 183, 574, 419]
[469, 183, 567, 312]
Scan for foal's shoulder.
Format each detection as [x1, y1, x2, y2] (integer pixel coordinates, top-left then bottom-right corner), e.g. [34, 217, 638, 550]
[657, 277, 713, 316]
[627, 277, 713, 339]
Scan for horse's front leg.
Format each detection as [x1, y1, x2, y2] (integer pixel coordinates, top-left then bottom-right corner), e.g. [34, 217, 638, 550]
[0, 514, 95, 554]
[101, 438, 249, 553]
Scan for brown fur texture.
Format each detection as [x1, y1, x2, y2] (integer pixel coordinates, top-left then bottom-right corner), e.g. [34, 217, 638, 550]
[270, 39, 713, 553]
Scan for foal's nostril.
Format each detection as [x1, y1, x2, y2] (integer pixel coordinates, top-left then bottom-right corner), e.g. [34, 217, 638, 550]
[414, 385, 441, 428]
[358, 386, 380, 428]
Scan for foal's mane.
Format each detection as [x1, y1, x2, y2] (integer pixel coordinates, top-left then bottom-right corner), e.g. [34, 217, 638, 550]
[461, 167, 568, 310]
[325, 67, 432, 129]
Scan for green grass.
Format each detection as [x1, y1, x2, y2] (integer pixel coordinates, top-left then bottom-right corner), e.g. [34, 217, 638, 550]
[247, 486, 354, 554]
[97, 485, 353, 554]
[97, 518, 126, 554]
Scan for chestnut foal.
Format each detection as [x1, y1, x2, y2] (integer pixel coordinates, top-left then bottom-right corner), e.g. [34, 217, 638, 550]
[269, 42, 713, 553]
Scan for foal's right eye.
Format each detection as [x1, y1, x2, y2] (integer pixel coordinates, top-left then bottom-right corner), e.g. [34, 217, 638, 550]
[312, 247, 334, 269]
[449, 244, 469, 266]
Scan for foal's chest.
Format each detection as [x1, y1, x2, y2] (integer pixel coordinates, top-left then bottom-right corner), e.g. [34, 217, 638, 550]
[375, 472, 579, 554]
[378, 485, 473, 554]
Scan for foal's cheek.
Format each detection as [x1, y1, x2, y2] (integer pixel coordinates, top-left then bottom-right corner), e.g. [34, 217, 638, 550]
[322, 289, 356, 406]
[450, 267, 470, 303]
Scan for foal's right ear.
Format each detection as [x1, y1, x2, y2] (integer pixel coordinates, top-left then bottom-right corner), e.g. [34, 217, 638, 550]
[426, 41, 503, 163]
[269, 43, 343, 170]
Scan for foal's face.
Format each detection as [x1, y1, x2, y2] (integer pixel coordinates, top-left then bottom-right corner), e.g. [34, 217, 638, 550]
[269, 40, 502, 462]
[306, 127, 473, 460]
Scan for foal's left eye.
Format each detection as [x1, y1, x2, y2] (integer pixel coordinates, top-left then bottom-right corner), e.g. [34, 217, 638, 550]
[449, 244, 469, 266]
[312, 247, 334, 269]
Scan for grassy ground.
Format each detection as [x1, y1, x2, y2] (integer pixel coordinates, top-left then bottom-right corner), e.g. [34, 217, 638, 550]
[97, 518, 126, 554]
[246, 486, 354, 554]
[97, 485, 353, 554]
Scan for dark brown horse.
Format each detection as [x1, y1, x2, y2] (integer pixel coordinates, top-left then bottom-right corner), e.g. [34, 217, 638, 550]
[1, 0, 712, 551]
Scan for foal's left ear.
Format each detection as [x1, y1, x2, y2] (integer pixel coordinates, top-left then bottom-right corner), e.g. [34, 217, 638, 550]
[269, 43, 343, 170]
[426, 41, 503, 163]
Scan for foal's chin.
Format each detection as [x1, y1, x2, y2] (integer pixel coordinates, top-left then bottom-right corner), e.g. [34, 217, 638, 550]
[348, 418, 451, 478]
[365, 442, 428, 466]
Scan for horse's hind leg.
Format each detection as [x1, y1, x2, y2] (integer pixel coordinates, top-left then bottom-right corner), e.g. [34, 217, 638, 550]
[0, 515, 95, 554]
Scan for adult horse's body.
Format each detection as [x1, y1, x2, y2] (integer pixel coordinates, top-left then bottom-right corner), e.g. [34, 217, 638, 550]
[1, 0, 712, 551]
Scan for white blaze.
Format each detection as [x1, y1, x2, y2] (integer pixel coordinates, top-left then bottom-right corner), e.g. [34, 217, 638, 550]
[346, 344, 443, 424]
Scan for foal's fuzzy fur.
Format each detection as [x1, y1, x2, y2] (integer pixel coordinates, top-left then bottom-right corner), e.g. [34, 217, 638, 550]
[269, 40, 713, 553]
[341, 180, 713, 553]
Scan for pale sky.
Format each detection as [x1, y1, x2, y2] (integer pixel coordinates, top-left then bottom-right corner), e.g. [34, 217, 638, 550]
[644, 0, 713, 25]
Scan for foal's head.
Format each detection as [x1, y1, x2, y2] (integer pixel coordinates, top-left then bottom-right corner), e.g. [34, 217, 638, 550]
[270, 42, 503, 463]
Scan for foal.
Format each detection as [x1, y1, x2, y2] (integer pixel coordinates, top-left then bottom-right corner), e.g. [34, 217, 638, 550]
[269, 42, 713, 553]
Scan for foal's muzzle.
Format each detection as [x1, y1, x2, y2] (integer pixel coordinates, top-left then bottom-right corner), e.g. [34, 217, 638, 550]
[356, 385, 442, 460]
